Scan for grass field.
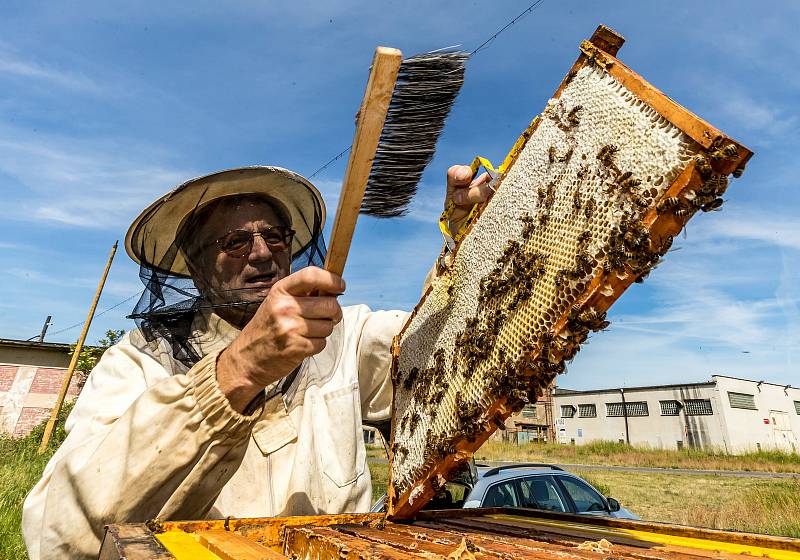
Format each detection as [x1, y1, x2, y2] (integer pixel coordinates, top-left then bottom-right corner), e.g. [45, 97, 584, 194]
[474, 439, 800, 473]
[0, 404, 70, 560]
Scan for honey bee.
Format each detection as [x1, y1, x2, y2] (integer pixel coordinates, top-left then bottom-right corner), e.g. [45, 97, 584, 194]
[584, 198, 596, 220]
[576, 164, 589, 180]
[559, 147, 574, 163]
[545, 183, 556, 208]
[553, 270, 568, 288]
[564, 70, 578, 85]
[577, 230, 591, 247]
[573, 190, 583, 211]
[618, 174, 641, 192]
[577, 309, 610, 331]
[656, 196, 682, 212]
[706, 173, 729, 195]
[567, 105, 582, 126]
[710, 144, 738, 160]
[548, 146, 557, 163]
[694, 155, 713, 178]
[630, 193, 649, 208]
[597, 144, 619, 167]
[701, 197, 724, 212]
[537, 186, 546, 202]
[732, 166, 745, 178]
[674, 208, 692, 217]
[538, 212, 549, 226]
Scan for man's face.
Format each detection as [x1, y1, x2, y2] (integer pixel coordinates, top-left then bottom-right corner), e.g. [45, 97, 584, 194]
[191, 200, 292, 307]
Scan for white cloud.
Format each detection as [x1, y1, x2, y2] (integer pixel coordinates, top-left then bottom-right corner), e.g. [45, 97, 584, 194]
[0, 48, 102, 93]
[0, 126, 190, 229]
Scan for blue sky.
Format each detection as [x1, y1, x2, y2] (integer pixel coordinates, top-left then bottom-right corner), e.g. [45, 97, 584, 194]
[1, 1, 798, 390]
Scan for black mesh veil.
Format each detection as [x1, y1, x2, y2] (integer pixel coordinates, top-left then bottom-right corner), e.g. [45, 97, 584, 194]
[126, 167, 326, 369]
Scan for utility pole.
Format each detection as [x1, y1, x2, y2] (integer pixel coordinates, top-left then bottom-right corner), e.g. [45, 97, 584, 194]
[38, 241, 118, 454]
[620, 387, 630, 445]
[37, 316, 52, 343]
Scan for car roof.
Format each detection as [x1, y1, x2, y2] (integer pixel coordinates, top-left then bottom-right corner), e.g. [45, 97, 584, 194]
[476, 463, 565, 480]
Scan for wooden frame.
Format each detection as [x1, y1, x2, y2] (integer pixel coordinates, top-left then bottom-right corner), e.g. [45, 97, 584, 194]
[387, 24, 752, 519]
[102, 507, 799, 559]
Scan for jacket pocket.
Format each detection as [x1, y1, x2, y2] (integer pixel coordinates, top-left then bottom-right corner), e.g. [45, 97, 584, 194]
[313, 383, 365, 488]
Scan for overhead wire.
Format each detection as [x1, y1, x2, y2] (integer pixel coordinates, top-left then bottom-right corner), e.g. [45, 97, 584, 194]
[305, 0, 547, 180]
[45, 291, 143, 338]
[46, 3, 547, 339]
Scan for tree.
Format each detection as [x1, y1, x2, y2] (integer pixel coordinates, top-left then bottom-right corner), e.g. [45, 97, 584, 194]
[69, 329, 125, 387]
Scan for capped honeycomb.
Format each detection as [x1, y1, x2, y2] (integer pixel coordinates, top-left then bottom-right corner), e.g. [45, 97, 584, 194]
[387, 28, 751, 518]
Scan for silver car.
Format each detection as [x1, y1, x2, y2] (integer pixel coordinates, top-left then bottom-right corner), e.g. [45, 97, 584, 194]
[372, 463, 638, 520]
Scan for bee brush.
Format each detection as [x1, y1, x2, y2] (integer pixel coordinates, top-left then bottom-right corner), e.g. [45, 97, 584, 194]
[324, 47, 468, 276]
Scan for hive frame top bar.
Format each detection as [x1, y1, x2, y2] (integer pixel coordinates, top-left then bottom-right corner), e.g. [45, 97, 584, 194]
[386, 24, 752, 519]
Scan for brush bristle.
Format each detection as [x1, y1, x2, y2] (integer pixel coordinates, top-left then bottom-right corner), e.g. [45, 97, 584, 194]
[361, 51, 469, 218]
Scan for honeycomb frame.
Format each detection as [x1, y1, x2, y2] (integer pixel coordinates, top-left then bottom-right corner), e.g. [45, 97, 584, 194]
[387, 25, 753, 518]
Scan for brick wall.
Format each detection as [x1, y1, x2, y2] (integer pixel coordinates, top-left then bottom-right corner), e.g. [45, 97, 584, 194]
[13, 407, 51, 438]
[0, 363, 78, 437]
[0, 365, 17, 392]
[29, 367, 81, 396]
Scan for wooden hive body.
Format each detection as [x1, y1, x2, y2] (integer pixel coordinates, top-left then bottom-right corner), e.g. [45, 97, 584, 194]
[387, 25, 752, 518]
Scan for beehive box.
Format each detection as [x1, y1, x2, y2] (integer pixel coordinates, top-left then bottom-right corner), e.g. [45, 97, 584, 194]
[101, 508, 800, 560]
[387, 25, 752, 518]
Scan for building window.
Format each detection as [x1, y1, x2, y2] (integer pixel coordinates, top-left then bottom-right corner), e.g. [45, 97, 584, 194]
[660, 400, 681, 416]
[606, 402, 649, 417]
[728, 392, 756, 410]
[606, 403, 624, 417]
[794, 401, 800, 415]
[578, 404, 596, 418]
[561, 405, 576, 418]
[521, 405, 537, 419]
[685, 399, 713, 415]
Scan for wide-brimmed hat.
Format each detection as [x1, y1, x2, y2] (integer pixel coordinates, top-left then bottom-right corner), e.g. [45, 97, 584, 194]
[125, 166, 326, 278]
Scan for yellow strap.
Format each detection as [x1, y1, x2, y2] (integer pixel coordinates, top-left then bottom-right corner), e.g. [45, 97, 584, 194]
[438, 156, 497, 241]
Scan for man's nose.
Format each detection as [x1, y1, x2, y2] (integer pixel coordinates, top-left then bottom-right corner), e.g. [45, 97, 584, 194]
[248, 233, 273, 262]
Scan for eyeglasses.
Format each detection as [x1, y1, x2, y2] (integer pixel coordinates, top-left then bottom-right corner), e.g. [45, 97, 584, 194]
[215, 226, 295, 258]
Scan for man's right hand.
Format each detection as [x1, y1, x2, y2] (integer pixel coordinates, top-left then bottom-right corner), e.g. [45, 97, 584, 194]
[216, 266, 345, 413]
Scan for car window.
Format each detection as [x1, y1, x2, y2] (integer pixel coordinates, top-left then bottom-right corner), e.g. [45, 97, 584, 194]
[516, 476, 567, 512]
[482, 480, 519, 508]
[558, 476, 607, 513]
[423, 482, 469, 510]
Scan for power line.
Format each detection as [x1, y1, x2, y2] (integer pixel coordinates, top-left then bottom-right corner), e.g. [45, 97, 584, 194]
[46, 291, 143, 338]
[471, 0, 546, 56]
[308, 146, 351, 179]
[305, 0, 547, 180]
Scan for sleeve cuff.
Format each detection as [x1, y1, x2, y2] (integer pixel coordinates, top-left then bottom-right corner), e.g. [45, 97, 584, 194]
[187, 349, 262, 436]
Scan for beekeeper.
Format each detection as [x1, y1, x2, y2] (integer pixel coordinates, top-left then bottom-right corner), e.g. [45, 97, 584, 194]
[22, 164, 492, 560]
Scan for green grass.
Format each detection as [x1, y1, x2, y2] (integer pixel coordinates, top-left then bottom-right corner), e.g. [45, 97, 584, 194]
[571, 469, 800, 538]
[0, 403, 71, 560]
[475, 439, 800, 473]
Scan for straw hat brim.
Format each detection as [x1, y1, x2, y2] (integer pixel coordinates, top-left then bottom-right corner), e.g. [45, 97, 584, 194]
[125, 166, 326, 278]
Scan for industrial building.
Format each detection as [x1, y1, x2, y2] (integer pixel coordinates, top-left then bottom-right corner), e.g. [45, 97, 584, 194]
[552, 375, 799, 453]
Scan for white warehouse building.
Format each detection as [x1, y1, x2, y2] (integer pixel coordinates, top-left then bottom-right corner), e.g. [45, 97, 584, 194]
[552, 375, 799, 453]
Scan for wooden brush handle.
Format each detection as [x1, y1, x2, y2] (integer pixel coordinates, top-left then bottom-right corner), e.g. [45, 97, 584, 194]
[324, 46, 403, 277]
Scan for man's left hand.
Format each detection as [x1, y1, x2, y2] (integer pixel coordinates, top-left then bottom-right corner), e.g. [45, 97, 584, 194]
[445, 164, 494, 236]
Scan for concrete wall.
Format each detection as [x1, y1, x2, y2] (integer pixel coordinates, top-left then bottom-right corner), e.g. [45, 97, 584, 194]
[553, 383, 729, 450]
[714, 376, 800, 453]
[0, 345, 71, 369]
